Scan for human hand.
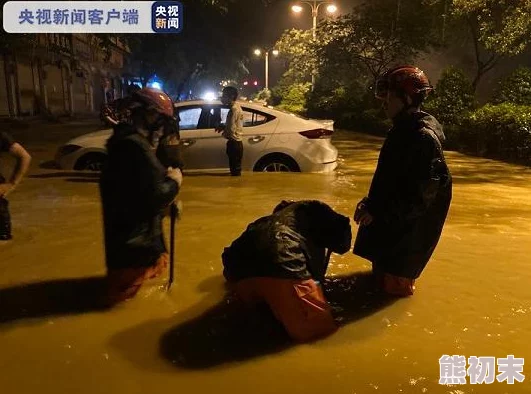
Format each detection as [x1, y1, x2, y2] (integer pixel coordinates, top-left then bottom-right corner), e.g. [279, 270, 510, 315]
[0, 183, 14, 198]
[167, 167, 183, 187]
[354, 198, 373, 226]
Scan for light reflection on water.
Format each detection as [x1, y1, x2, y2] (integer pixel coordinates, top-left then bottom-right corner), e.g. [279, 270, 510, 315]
[0, 131, 530, 394]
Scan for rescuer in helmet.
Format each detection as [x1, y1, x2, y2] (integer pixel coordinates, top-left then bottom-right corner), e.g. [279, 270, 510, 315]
[353, 66, 453, 297]
[99, 88, 183, 304]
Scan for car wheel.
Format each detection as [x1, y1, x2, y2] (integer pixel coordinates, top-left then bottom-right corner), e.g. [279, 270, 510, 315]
[255, 154, 300, 172]
[75, 153, 107, 171]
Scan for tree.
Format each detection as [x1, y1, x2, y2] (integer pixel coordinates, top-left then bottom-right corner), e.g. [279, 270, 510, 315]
[273, 0, 444, 120]
[423, 66, 476, 126]
[452, 0, 531, 56]
[314, 0, 443, 85]
[319, 15, 417, 82]
[449, 0, 531, 90]
[275, 29, 316, 84]
[272, 82, 311, 114]
[493, 66, 531, 105]
[354, 0, 443, 65]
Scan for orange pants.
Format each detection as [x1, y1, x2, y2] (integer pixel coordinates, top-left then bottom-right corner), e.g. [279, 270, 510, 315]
[106, 253, 168, 305]
[232, 277, 337, 343]
[375, 272, 416, 297]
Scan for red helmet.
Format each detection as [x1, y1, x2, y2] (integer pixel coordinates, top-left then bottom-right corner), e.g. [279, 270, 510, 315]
[130, 88, 174, 118]
[375, 65, 433, 100]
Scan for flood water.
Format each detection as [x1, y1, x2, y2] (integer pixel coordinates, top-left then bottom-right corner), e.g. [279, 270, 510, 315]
[1, 130, 530, 394]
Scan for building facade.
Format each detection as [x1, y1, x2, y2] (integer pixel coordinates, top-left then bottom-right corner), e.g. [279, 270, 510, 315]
[0, 33, 134, 118]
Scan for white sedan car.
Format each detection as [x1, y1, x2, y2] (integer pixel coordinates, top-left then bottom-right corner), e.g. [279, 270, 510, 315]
[55, 100, 338, 173]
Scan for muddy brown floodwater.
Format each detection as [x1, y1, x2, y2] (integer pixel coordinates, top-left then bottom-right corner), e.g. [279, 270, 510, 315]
[1, 130, 530, 394]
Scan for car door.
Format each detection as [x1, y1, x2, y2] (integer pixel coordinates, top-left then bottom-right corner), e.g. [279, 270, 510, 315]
[177, 106, 204, 169]
[240, 106, 277, 170]
[196, 104, 278, 170]
[193, 105, 230, 169]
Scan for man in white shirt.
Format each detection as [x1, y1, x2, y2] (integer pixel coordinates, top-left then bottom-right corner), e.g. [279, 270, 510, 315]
[216, 86, 244, 176]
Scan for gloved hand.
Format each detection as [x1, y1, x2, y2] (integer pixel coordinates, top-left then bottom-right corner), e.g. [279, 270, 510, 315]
[167, 167, 183, 187]
[354, 197, 373, 226]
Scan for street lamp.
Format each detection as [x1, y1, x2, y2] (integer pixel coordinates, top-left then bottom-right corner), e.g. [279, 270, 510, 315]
[291, 1, 337, 90]
[291, 1, 337, 40]
[292, 5, 303, 13]
[254, 48, 279, 91]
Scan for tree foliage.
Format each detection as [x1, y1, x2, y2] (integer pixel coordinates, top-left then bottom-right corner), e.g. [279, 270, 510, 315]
[423, 66, 476, 127]
[461, 103, 531, 163]
[275, 29, 316, 83]
[273, 0, 445, 122]
[318, 13, 420, 82]
[446, 0, 531, 90]
[493, 66, 531, 105]
[452, 0, 531, 56]
[273, 82, 311, 114]
[349, 0, 442, 75]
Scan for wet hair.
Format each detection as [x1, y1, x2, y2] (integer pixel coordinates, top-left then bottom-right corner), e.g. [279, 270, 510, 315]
[222, 86, 239, 101]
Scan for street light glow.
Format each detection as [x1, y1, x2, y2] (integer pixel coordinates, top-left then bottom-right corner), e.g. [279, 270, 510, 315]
[254, 49, 261, 56]
[272, 49, 279, 56]
[326, 4, 337, 13]
[291, 5, 303, 13]
[201, 91, 217, 101]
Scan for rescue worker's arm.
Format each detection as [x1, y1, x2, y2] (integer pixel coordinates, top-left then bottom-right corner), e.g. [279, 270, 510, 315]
[0, 142, 31, 197]
[354, 197, 373, 226]
[119, 140, 180, 214]
[157, 133, 184, 169]
[105, 117, 119, 126]
[101, 104, 119, 126]
[148, 156, 181, 212]
[166, 167, 182, 192]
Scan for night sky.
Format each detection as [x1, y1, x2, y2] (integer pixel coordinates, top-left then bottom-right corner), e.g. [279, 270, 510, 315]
[244, 0, 363, 88]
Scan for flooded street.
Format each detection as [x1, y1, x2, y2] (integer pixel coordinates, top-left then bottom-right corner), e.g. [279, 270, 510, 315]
[1, 130, 530, 394]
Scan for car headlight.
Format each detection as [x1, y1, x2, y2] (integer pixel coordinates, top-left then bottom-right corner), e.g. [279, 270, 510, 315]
[57, 144, 82, 157]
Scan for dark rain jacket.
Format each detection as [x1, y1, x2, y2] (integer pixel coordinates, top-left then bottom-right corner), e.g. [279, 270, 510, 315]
[156, 117, 184, 170]
[222, 200, 352, 283]
[353, 111, 452, 279]
[99, 123, 179, 270]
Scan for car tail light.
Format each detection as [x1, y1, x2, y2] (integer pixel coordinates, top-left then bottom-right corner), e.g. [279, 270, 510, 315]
[299, 128, 333, 139]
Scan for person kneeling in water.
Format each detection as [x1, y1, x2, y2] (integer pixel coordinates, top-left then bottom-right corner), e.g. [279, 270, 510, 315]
[222, 200, 352, 342]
